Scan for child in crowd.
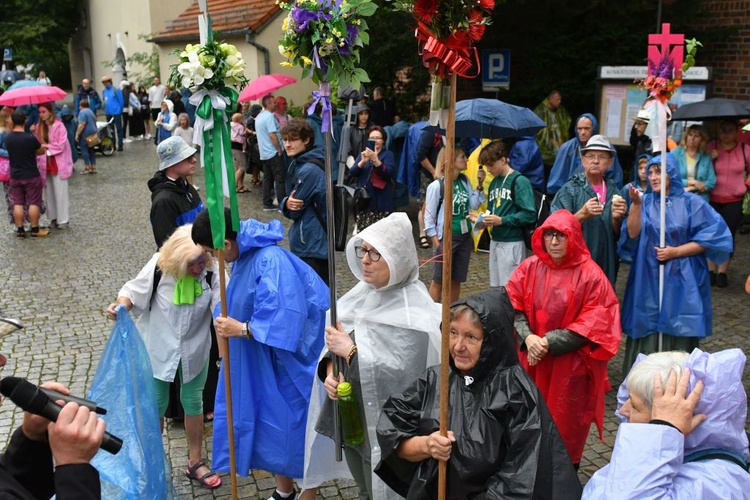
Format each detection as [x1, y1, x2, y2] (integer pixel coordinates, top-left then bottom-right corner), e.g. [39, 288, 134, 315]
[475, 140, 536, 286]
[173, 113, 198, 190]
[231, 113, 247, 193]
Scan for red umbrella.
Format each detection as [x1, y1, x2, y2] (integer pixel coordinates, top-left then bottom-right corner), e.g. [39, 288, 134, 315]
[238, 74, 297, 102]
[0, 85, 68, 106]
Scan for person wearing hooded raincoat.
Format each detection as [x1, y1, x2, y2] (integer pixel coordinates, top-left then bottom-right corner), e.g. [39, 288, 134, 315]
[506, 210, 621, 466]
[583, 348, 750, 499]
[620, 153, 651, 210]
[617, 154, 732, 375]
[190, 209, 330, 486]
[300, 212, 442, 498]
[375, 288, 582, 499]
[546, 113, 623, 195]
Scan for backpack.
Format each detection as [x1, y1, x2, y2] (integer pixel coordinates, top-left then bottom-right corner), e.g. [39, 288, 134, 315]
[307, 157, 349, 252]
[510, 174, 550, 250]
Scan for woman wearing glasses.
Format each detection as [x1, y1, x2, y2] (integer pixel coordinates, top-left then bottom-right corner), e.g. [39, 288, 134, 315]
[349, 125, 395, 231]
[302, 213, 441, 499]
[550, 134, 627, 286]
[506, 209, 621, 470]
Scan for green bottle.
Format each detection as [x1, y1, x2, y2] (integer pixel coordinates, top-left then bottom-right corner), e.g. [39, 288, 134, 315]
[337, 382, 364, 446]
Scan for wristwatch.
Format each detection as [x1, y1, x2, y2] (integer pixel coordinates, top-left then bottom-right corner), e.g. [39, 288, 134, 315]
[241, 321, 251, 338]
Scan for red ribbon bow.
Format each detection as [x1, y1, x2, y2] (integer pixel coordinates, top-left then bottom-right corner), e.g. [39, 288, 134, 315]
[416, 23, 480, 79]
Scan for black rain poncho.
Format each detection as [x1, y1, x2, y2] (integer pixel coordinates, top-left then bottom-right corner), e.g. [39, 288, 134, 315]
[375, 288, 582, 499]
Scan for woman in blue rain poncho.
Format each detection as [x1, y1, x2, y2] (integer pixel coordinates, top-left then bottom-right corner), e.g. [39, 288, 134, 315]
[583, 348, 750, 499]
[618, 153, 732, 375]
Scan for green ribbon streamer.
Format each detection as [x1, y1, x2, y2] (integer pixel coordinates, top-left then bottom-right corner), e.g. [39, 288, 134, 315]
[197, 86, 241, 250]
[173, 275, 203, 305]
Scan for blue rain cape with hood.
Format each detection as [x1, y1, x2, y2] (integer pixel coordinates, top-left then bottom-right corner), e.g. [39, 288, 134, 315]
[620, 153, 652, 210]
[618, 153, 732, 340]
[583, 348, 750, 499]
[547, 113, 623, 195]
[300, 213, 441, 496]
[376, 288, 582, 499]
[211, 218, 330, 478]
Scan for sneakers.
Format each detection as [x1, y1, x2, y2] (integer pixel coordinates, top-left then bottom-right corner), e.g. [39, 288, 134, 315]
[57, 222, 69, 230]
[30, 227, 50, 238]
[263, 205, 280, 212]
[16, 227, 26, 238]
[123, 138, 133, 143]
[268, 490, 296, 500]
[145, 133, 152, 140]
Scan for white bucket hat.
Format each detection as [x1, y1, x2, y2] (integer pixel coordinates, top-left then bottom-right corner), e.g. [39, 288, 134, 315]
[634, 109, 651, 123]
[157, 136, 197, 171]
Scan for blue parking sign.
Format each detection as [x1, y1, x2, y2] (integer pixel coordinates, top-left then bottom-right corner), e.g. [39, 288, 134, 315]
[3, 48, 12, 61]
[482, 49, 511, 87]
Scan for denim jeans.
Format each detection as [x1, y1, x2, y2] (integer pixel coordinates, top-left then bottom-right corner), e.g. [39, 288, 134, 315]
[78, 136, 95, 166]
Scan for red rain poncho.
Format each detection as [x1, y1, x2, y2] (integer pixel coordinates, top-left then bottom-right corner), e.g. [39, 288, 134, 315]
[506, 210, 621, 463]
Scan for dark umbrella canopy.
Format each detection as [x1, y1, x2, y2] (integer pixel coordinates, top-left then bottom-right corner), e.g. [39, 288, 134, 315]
[428, 98, 546, 138]
[671, 97, 750, 121]
[455, 98, 546, 138]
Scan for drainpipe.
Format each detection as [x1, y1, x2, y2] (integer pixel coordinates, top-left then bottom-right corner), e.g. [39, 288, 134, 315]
[245, 31, 270, 75]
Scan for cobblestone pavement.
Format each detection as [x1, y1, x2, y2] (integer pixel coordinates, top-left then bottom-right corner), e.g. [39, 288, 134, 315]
[1, 138, 749, 498]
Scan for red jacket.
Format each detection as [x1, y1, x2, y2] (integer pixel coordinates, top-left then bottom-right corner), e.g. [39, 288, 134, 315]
[506, 210, 621, 462]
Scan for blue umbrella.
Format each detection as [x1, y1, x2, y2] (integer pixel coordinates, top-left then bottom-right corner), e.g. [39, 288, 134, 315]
[7, 80, 44, 90]
[454, 98, 546, 138]
[426, 98, 546, 139]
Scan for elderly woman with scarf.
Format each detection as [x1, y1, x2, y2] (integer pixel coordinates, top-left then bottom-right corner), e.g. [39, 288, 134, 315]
[106, 225, 222, 490]
[301, 213, 442, 499]
[618, 154, 731, 376]
[36, 102, 73, 229]
[375, 288, 582, 499]
[583, 348, 750, 499]
[506, 210, 621, 470]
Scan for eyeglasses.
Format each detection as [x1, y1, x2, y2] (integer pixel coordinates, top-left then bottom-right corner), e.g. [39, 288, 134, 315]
[583, 153, 611, 161]
[542, 230, 568, 242]
[354, 246, 382, 262]
[368, 136, 383, 141]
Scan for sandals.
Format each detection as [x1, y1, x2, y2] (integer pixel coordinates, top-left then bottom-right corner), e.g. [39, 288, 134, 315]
[236, 186, 248, 193]
[419, 235, 430, 249]
[186, 459, 221, 489]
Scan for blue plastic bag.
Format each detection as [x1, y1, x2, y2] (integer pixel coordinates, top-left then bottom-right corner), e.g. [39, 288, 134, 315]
[87, 306, 179, 499]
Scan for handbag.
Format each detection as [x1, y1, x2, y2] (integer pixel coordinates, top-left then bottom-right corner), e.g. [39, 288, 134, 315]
[353, 166, 373, 212]
[0, 156, 9, 183]
[86, 132, 101, 147]
[46, 153, 59, 176]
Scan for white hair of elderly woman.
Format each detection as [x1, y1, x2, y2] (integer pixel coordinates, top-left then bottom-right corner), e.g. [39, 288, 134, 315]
[625, 351, 690, 408]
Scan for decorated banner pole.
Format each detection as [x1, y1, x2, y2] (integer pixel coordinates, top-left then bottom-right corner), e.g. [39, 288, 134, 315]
[279, 0, 377, 463]
[643, 23, 686, 352]
[389, 1, 493, 497]
[171, 2, 248, 497]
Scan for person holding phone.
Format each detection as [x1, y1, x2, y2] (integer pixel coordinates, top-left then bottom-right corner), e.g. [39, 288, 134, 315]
[349, 125, 396, 231]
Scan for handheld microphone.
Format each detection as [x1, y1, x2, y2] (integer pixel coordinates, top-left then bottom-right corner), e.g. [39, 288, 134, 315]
[39, 387, 107, 415]
[0, 377, 122, 455]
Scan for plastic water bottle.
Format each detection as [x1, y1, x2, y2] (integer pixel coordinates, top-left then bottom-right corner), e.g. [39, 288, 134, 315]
[337, 382, 364, 446]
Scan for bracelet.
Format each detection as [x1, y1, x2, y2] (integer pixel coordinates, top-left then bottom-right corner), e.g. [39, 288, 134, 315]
[346, 344, 358, 366]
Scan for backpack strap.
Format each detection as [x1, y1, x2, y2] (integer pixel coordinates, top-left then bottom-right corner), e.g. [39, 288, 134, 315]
[684, 447, 750, 472]
[149, 267, 163, 311]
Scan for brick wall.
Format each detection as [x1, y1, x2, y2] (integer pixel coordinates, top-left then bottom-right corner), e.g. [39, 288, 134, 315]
[688, 0, 750, 98]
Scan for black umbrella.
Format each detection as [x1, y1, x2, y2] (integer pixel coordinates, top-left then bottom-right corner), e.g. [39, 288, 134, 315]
[0, 70, 23, 85]
[671, 97, 750, 121]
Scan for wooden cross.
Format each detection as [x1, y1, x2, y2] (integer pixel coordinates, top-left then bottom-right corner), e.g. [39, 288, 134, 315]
[648, 23, 684, 71]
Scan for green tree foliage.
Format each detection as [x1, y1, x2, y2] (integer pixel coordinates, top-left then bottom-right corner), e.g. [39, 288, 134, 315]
[358, 4, 433, 121]
[356, 0, 730, 121]
[0, 0, 82, 88]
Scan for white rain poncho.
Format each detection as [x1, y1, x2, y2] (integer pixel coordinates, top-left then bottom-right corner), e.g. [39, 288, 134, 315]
[301, 213, 441, 498]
